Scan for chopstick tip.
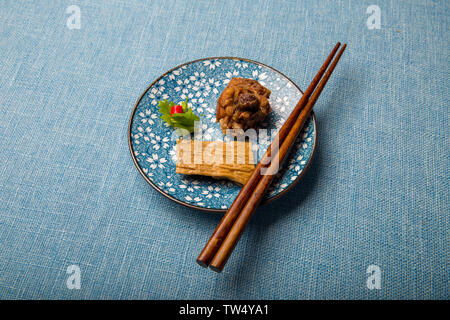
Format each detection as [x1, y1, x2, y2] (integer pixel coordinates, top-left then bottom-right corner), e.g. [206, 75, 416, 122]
[196, 259, 209, 268]
[209, 265, 223, 273]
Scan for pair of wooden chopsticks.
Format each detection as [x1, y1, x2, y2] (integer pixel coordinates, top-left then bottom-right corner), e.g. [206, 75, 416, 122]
[197, 42, 347, 272]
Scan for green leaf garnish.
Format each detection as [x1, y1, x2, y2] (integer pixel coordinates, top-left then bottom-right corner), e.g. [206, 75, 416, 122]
[158, 98, 200, 133]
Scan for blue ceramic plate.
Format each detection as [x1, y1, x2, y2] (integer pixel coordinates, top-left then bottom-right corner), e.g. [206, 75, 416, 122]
[128, 57, 317, 212]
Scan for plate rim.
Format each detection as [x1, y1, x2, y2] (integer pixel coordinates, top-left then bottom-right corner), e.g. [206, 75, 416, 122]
[127, 56, 317, 213]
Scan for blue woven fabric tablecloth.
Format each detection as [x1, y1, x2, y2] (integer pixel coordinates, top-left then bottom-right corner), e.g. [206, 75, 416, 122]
[0, 0, 448, 299]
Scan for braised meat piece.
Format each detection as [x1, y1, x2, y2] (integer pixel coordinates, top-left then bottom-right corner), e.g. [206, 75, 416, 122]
[216, 78, 271, 133]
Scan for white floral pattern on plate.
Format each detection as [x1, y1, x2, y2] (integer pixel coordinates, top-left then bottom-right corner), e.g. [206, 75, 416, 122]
[129, 58, 316, 211]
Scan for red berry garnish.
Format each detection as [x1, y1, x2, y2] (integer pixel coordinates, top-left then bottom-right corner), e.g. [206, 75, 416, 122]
[171, 105, 183, 114]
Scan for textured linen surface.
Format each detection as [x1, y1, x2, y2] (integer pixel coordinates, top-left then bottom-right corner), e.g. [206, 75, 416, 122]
[0, 0, 448, 299]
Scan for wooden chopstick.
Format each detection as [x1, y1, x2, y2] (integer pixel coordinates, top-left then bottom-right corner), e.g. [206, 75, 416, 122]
[209, 44, 347, 272]
[196, 43, 342, 268]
